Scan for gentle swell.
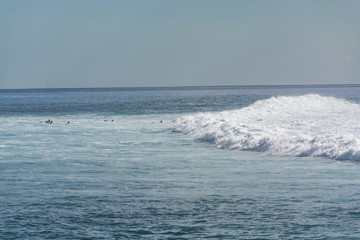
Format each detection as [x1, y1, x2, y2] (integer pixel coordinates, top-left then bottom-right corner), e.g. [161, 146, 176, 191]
[173, 94, 360, 160]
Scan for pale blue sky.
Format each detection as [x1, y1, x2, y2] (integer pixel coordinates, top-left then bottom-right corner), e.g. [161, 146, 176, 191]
[1, 0, 359, 89]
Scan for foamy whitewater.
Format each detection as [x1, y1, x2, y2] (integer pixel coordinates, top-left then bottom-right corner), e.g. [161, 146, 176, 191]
[174, 94, 360, 160]
[2, 85, 360, 239]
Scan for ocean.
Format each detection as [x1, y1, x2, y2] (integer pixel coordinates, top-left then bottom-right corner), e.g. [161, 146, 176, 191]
[1, 85, 360, 239]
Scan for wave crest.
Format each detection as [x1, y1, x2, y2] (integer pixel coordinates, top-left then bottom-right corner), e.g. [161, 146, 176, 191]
[173, 94, 360, 160]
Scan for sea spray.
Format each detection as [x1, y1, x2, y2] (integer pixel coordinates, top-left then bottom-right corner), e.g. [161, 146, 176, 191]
[173, 94, 360, 160]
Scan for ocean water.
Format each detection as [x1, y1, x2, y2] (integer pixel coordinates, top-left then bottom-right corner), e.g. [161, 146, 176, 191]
[1, 85, 360, 239]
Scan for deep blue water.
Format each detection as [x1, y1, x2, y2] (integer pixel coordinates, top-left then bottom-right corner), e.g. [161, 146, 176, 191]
[1, 85, 360, 239]
[1, 84, 359, 116]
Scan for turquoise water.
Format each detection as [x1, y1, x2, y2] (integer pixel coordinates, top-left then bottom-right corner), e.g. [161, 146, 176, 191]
[1, 85, 360, 239]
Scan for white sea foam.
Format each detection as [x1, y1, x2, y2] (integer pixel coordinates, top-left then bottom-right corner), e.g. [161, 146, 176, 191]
[173, 94, 360, 160]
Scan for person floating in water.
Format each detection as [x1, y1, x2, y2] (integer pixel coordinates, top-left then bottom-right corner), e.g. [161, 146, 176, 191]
[45, 119, 53, 124]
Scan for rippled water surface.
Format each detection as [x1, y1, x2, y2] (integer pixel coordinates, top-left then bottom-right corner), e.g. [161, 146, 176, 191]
[1, 85, 360, 239]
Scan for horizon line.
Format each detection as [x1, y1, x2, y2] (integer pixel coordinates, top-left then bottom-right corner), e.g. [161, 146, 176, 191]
[1, 83, 360, 91]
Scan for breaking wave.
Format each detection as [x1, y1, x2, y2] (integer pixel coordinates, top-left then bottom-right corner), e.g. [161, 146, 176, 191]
[173, 94, 360, 160]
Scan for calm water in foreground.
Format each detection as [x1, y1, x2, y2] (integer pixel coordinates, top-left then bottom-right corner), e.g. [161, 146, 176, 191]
[1, 85, 360, 239]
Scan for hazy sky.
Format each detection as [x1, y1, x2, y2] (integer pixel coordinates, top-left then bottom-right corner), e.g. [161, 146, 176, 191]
[1, 0, 359, 89]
